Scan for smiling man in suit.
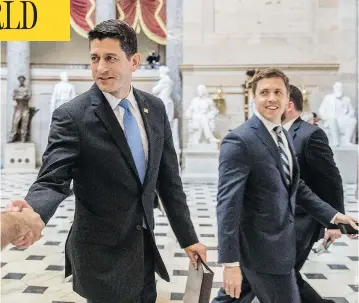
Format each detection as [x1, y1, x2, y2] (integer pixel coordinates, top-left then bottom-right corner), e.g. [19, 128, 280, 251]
[7, 19, 206, 303]
[212, 68, 358, 303]
[282, 84, 345, 303]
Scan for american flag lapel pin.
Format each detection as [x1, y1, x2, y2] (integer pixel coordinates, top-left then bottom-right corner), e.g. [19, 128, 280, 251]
[144, 108, 148, 113]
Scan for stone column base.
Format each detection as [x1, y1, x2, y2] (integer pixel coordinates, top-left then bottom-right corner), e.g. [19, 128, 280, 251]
[332, 145, 358, 184]
[181, 143, 219, 183]
[3, 142, 37, 172]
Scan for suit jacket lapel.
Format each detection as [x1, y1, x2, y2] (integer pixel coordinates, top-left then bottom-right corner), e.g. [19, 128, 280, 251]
[284, 129, 299, 212]
[250, 116, 289, 189]
[133, 88, 154, 188]
[287, 117, 301, 193]
[91, 84, 142, 185]
[288, 117, 302, 141]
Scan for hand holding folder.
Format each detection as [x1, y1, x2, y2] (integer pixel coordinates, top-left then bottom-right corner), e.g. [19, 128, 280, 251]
[183, 256, 214, 303]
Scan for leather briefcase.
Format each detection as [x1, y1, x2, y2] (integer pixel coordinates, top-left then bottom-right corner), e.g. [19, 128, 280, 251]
[183, 256, 214, 303]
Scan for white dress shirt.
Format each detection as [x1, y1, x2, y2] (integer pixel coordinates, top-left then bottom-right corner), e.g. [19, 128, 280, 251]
[283, 117, 299, 132]
[102, 86, 149, 164]
[256, 113, 293, 179]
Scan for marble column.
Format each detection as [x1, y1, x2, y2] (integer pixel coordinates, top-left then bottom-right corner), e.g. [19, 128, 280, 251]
[166, 0, 183, 106]
[96, 0, 116, 24]
[356, 0, 358, 198]
[6, 42, 30, 135]
[166, 0, 183, 154]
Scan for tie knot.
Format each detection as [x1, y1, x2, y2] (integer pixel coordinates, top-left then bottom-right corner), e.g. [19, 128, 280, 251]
[273, 126, 282, 135]
[119, 99, 131, 111]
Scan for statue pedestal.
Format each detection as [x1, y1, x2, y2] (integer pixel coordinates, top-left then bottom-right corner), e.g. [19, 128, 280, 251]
[181, 143, 219, 183]
[332, 145, 358, 184]
[3, 142, 37, 172]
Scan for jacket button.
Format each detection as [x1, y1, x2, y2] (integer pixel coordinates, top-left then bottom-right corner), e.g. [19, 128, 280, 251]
[136, 225, 142, 231]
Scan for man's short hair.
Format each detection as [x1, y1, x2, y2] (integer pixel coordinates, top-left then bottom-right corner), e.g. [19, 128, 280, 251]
[289, 84, 304, 112]
[251, 68, 290, 95]
[18, 75, 26, 81]
[88, 19, 137, 60]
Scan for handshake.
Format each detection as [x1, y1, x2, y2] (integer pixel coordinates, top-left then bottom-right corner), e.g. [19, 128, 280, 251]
[1, 200, 45, 250]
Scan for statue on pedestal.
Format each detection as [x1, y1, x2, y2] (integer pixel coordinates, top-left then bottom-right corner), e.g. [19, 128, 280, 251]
[318, 82, 357, 146]
[152, 66, 180, 150]
[50, 71, 76, 116]
[152, 66, 174, 122]
[8, 75, 37, 143]
[185, 84, 220, 147]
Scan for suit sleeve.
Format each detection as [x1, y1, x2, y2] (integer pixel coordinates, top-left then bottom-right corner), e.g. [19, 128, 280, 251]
[305, 128, 345, 216]
[217, 132, 250, 263]
[296, 178, 338, 227]
[156, 111, 198, 248]
[305, 128, 344, 213]
[24, 107, 80, 224]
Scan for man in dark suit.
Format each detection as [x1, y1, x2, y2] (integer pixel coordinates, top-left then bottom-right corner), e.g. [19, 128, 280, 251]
[212, 68, 358, 303]
[7, 19, 206, 303]
[282, 85, 344, 303]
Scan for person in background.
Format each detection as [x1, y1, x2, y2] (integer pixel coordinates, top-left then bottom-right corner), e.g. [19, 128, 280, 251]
[282, 84, 345, 303]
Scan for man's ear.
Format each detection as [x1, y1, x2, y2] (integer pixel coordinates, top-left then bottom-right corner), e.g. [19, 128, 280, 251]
[131, 53, 141, 71]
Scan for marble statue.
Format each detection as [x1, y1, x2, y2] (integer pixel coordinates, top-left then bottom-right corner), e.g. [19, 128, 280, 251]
[301, 111, 314, 124]
[152, 66, 174, 122]
[50, 71, 76, 115]
[152, 66, 180, 151]
[185, 84, 220, 146]
[318, 82, 357, 146]
[8, 75, 34, 143]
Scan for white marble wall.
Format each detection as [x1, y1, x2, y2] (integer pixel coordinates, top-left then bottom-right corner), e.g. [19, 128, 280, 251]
[0, 68, 160, 166]
[180, 64, 340, 144]
[181, 0, 358, 145]
[1, 29, 165, 67]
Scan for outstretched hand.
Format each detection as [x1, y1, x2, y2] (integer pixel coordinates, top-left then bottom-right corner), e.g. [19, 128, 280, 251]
[5, 200, 44, 249]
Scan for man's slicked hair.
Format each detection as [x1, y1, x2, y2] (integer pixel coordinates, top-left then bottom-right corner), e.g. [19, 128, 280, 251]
[251, 68, 290, 95]
[88, 19, 137, 60]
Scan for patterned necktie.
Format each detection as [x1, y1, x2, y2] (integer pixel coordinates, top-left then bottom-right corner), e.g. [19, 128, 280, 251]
[119, 99, 146, 184]
[273, 126, 291, 186]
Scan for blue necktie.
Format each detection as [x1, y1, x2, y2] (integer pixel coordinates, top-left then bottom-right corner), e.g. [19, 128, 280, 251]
[119, 99, 146, 184]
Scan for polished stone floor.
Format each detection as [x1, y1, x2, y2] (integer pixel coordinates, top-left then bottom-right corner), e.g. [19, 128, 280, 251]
[1, 172, 358, 303]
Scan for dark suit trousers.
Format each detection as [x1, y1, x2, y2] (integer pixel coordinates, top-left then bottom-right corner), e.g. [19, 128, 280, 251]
[295, 215, 326, 303]
[87, 229, 157, 303]
[212, 267, 300, 303]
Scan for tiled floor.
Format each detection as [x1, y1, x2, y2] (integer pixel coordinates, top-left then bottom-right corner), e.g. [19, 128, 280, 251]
[1, 172, 358, 303]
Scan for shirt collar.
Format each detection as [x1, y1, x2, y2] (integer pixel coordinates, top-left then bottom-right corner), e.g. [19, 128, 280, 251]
[283, 116, 299, 131]
[102, 86, 137, 110]
[254, 112, 281, 133]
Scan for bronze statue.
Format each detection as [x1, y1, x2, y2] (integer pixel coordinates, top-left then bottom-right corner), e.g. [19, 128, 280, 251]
[8, 75, 37, 143]
[243, 69, 259, 120]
